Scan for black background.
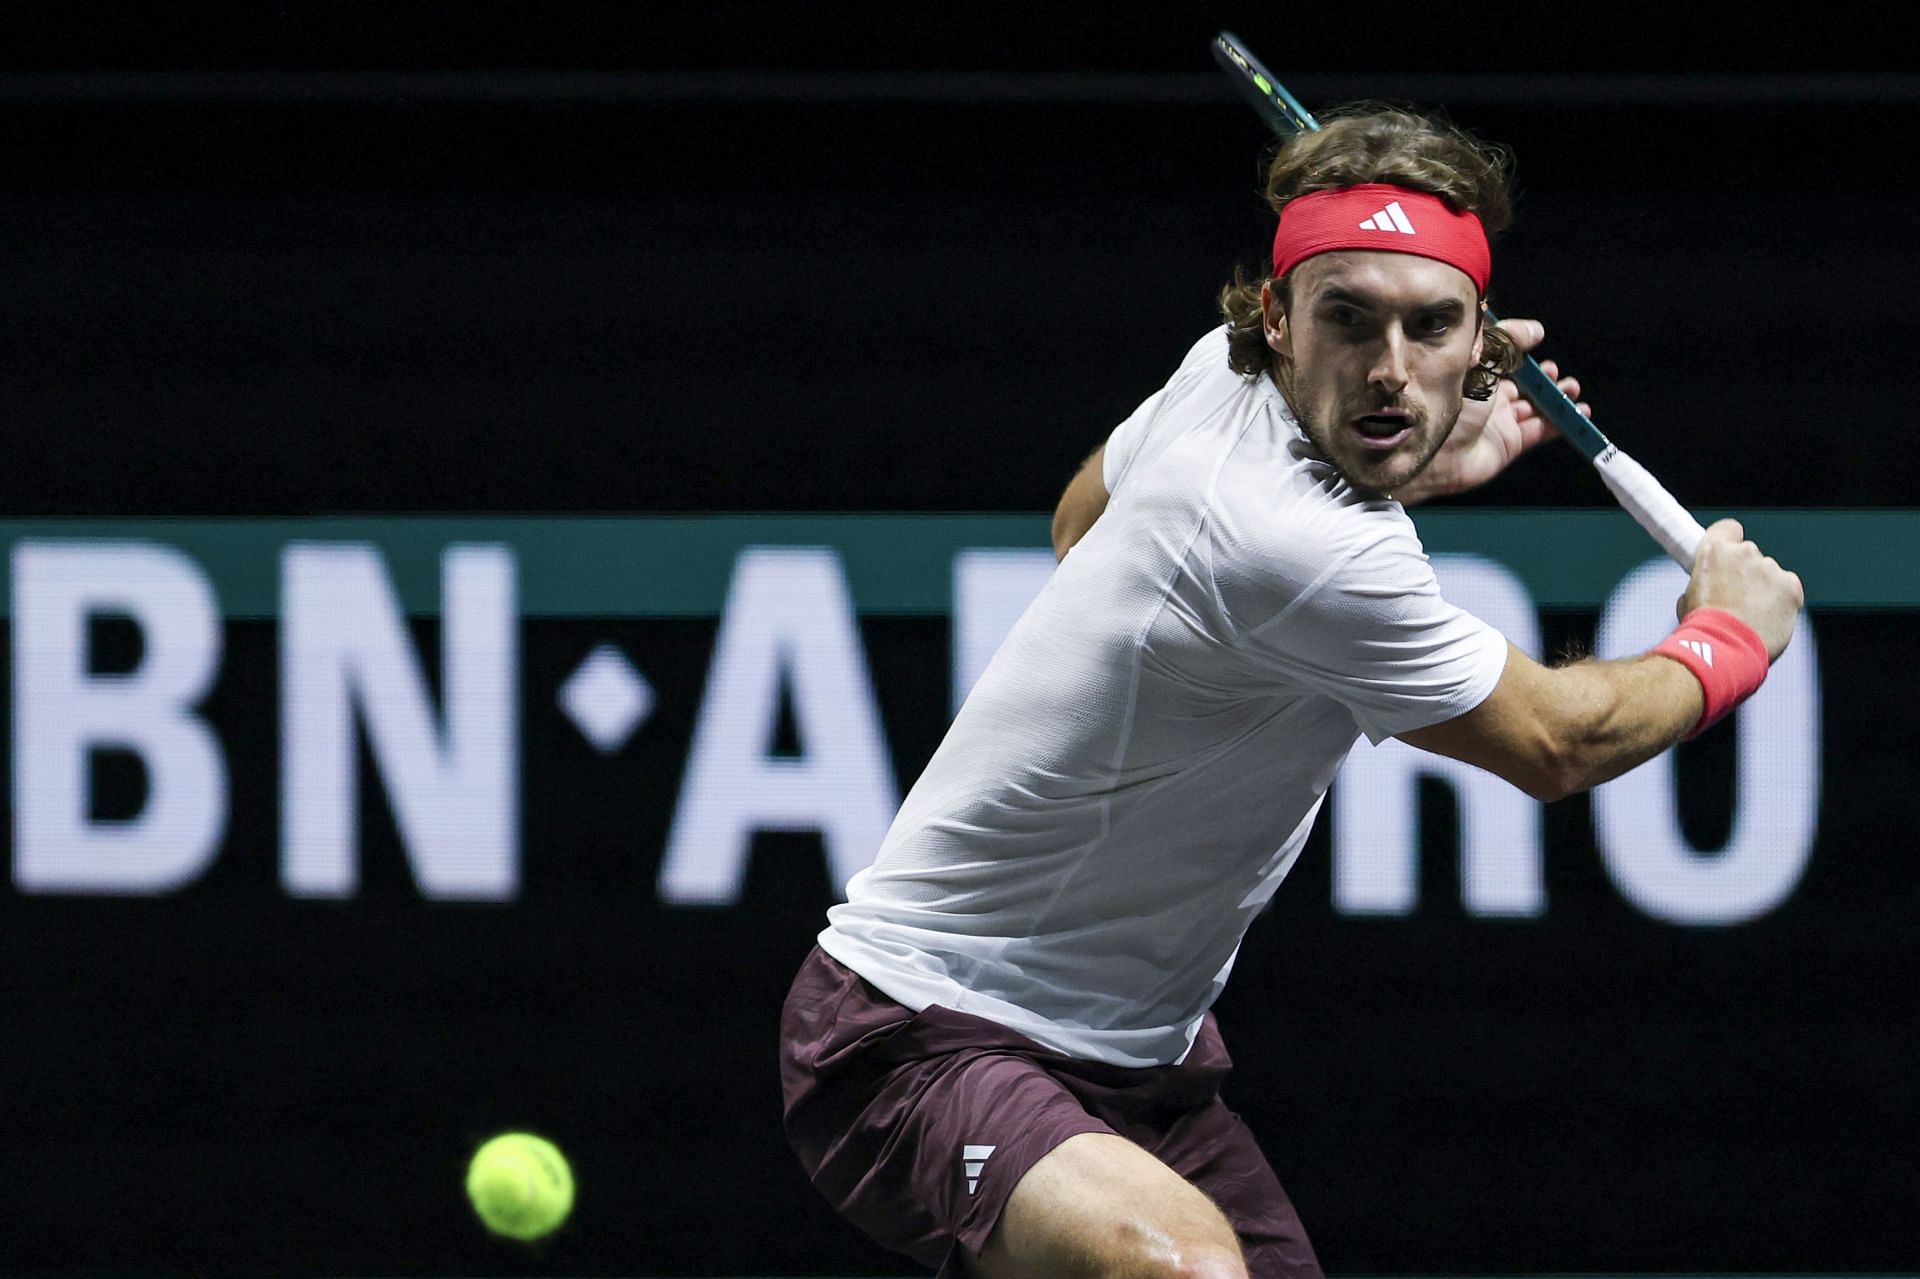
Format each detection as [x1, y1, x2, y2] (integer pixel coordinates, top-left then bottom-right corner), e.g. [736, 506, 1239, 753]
[3, 4, 1918, 1275]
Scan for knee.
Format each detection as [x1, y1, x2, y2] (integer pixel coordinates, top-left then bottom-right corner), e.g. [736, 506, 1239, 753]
[1103, 1223, 1246, 1279]
[1170, 1241, 1248, 1279]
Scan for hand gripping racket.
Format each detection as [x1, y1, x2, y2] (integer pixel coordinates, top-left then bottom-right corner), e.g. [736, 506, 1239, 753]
[1212, 31, 1707, 569]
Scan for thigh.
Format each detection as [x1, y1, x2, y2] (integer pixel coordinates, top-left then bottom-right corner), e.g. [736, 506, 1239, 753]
[835, 1046, 1119, 1272]
[1155, 1104, 1322, 1279]
[780, 953, 1116, 1272]
[969, 1132, 1245, 1279]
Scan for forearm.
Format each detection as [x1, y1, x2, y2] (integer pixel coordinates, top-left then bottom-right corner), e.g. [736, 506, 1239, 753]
[1402, 643, 1704, 803]
[1403, 523, 1797, 803]
[1533, 653, 1704, 797]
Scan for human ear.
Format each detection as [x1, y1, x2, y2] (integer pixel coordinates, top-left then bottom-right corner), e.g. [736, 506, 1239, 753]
[1262, 282, 1292, 358]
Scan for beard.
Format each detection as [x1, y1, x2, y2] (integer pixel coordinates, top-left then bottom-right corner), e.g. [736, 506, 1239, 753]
[1296, 388, 1462, 499]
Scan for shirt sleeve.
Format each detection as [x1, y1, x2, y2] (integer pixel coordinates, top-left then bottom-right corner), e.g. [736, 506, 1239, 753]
[1227, 516, 1510, 744]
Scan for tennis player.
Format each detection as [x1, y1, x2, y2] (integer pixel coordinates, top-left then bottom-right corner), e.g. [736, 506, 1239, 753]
[780, 107, 1803, 1279]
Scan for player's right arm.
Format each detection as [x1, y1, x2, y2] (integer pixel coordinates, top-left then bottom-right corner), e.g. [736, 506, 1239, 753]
[1051, 444, 1108, 560]
[1399, 519, 1804, 801]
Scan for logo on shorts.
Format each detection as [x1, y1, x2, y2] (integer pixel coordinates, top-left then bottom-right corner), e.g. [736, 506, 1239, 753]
[962, 1144, 997, 1195]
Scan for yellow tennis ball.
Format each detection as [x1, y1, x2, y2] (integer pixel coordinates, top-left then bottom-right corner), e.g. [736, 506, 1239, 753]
[465, 1132, 574, 1241]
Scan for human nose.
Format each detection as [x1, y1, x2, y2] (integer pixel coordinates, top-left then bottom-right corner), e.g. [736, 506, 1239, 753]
[1369, 328, 1409, 397]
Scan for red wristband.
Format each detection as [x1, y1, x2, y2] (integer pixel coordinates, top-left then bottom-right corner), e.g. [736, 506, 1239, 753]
[1651, 607, 1770, 738]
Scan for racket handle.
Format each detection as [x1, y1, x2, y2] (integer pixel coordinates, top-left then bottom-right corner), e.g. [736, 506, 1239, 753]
[1508, 349, 1704, 569]
[1591, 445, 1707, 571]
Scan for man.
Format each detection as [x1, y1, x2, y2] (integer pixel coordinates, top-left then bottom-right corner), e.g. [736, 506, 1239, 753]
[780, 108, 1803, 1279]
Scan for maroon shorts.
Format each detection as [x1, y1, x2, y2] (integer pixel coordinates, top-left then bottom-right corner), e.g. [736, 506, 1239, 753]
[778, 945, 1322, 1278]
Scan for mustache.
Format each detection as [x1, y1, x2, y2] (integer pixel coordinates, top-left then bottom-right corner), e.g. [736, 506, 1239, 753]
[1345, 397, 1428, 425]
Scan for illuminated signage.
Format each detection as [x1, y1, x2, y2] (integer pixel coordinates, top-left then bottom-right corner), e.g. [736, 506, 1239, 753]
[2, 511, 1880, 923]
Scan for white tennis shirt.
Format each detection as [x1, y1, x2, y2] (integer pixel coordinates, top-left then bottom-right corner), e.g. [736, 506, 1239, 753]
[820, 327, 1509, 1067]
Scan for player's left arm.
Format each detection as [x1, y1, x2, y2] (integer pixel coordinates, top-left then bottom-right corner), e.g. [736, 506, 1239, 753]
[1052, 444, 1108, 560]
[1397, 318, 1588, 505]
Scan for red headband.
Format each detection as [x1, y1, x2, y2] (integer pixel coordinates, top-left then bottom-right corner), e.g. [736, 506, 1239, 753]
[1271, 183, 1491, 294]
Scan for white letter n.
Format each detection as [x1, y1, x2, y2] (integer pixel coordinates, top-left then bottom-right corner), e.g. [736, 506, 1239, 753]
[281, 543, 518, 901]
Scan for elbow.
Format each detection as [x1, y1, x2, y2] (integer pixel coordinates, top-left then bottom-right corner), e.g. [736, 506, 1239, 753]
[1516, 733, 1586, 804]
[1521, 768, 1577, 805]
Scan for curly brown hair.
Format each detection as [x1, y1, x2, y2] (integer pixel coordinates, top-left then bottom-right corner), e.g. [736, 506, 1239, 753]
[1219, 105, 1521, 400]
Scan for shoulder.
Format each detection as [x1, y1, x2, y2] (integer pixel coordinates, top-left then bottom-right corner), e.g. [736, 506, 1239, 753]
[1169, 326, 1250, 401]
[1104, 327, 1264, 493]
[1155, 326, 1258, 417]
[1176, 325, 1231, 371]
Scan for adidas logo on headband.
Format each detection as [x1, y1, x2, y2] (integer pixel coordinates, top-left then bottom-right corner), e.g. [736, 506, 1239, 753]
[1358, 200, 1417, 235]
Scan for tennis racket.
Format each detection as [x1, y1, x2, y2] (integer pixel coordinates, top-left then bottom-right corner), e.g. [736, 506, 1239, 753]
[1212, 31, 1707, 570]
